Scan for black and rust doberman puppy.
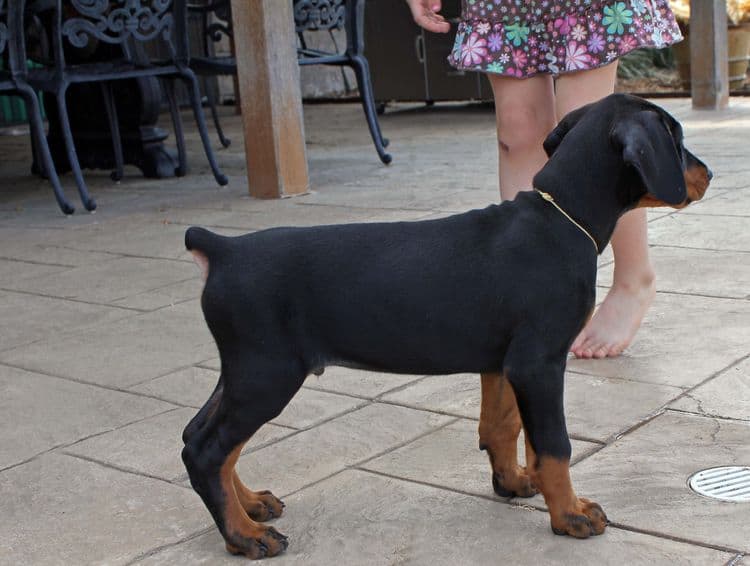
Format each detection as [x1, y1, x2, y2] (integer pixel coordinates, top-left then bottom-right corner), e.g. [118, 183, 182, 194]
[181, 94, 711, 559]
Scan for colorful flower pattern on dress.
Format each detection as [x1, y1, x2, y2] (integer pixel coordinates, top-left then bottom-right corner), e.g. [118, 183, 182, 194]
[449, 0, 682, 78]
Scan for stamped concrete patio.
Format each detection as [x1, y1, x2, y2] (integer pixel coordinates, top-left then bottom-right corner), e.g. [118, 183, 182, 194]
[0, 97, 748, 565]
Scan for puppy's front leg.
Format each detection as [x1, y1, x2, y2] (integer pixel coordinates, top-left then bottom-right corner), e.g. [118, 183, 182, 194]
[505, 357, 607, 538]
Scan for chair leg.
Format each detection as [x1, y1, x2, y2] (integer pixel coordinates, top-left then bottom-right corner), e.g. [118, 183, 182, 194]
[18, 84, 75, 215]
[207, 81, 231, 148]
[181, 69, 228, 186]
[100, 82, 124, 182]
[163, 79, 188, 177]
[56, 84, 97, 211]
[348, 55, 391, 164]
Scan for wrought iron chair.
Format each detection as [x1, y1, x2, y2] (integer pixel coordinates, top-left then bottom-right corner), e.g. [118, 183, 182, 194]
[26, 0, 228, 211]
[188, 0, 233, 147]
[295, 0, 390, 164]
[0, 0, 75, 213]
[189, 0, 391, 164]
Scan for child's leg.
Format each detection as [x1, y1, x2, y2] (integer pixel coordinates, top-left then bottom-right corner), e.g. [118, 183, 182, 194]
[487, 74, 556, 202]
[555, 63, 656, 358]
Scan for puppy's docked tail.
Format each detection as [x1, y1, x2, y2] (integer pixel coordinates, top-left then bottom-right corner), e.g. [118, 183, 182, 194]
[185, 226, 227, 282]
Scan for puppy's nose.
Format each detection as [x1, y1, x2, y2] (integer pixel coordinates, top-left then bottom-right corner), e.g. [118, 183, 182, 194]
[706, 167, 714, 181]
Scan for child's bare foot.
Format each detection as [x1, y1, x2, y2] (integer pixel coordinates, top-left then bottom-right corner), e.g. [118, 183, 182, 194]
[571, 276, 656, 358]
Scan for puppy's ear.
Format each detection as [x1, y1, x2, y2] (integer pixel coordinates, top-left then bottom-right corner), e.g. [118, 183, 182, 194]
[611, 110, 687, 205]
[543, 102, 595, 157]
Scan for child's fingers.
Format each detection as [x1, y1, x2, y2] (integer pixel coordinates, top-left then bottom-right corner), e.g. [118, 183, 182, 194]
[417, 8, 450, 33]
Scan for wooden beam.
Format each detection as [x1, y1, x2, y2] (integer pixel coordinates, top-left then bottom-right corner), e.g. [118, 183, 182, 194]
[690, 0, 729, 109]
[231, 0, 309, 198]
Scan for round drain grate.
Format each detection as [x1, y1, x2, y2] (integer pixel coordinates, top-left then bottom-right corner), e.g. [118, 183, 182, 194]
[688, 466, 750, 502]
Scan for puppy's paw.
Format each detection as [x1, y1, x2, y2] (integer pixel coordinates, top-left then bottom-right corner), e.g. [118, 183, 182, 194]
[226, 525, 289, 559]
[242, 490, 285, 522]
[492, 466, 538, 498]
[551, 498, 608, 538]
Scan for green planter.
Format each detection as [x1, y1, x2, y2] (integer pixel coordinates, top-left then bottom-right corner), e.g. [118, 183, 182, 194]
[0, 61, 46, 127]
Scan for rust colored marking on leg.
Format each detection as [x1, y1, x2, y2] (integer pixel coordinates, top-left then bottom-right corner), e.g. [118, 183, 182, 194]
[479, 373, 537, 498]
[233, 470, 285, 521]
[524, 430, 537, 473]
[219, 445, 288, 558]
[531, 456, 607, 539]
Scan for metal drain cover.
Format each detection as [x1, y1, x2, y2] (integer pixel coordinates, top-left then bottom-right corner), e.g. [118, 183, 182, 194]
[688, 466, 750, 502]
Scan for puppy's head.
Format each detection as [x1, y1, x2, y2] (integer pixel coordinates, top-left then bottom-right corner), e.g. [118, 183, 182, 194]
[544, 94, 712, 209]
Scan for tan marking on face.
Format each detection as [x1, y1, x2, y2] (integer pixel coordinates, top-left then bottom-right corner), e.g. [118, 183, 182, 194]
[637, 163, 711, 209]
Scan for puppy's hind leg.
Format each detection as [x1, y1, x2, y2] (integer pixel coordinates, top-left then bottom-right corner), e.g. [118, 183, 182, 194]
[479, 372, 537, 498]
[233, 471, 285, 522]
[182, 375, 223, 444]
[182, 357, 305, 559]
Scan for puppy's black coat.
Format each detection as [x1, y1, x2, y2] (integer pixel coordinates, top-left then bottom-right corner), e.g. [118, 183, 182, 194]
[181, 94, 711, 558]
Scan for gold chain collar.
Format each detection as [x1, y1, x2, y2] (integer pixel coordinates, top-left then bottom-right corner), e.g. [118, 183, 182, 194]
[534, 189, 599, 254]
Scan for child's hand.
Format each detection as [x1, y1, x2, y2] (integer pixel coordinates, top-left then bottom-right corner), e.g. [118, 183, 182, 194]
[405, 0, 451, 33]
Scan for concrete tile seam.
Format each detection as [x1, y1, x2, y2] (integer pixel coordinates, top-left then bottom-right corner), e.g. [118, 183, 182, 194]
[272, 416, 462, 502]
[351, 464, 745, 556]
[302, 373, 426, 402]
[0, 406, 183, 474]
[724, 554, 746, 566]
[663, 407, 750, 427]
[353, 464, 533, 508]
[0, 309, 142, 357]
[611, 408, 671, 443]
[171, 402, 378, 485]
[0, 286, 145, 313]
[646, 287, 750, 302]
[346, 416, 462, 473]
[127, 362, 221, 391]
[606, 522, 746, 556]
[371, 393, 610, 448]
[123, 526, 216, 566]
[0, 255, 78, 269]
[61, 405, 184, 450]
[194, 357, 220, 370]
[63, 450, 196, 488]
[570, 441, 607, 466]
[270, 398, 373, 433]
[142, 294, 204, 317]
[669, 406, 750, 424]
[371, 374, 434, 401]
[0, 360, 186, 409]
[105, 275, 201, 306]
[681, 212, 750, 219]
[567, 349, 750, 389]
[372, 395, 481, 422]
[666, 351, 750, 410]
[302, 382, 378, 401]
[48, 243, 196, 263]
[645, 243, 750, 255]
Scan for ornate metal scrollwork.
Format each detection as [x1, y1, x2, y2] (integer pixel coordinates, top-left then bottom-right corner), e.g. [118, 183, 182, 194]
[207, 1, 232, 42]
[293, 0, 345, 32]
[62, 0, 174, 49]
[0, 0, 8, 55]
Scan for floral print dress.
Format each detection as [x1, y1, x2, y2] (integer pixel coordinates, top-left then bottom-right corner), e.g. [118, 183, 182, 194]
[449, 0, 682, 77]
